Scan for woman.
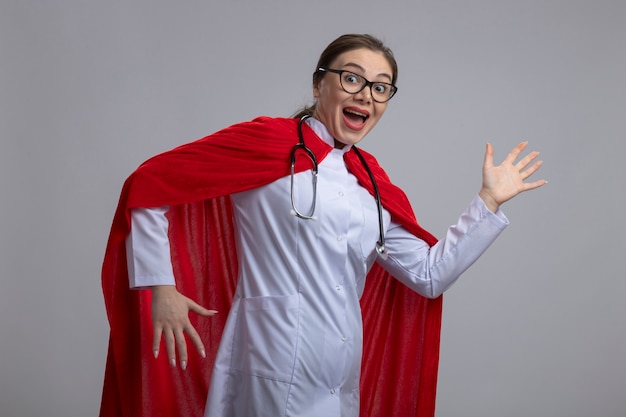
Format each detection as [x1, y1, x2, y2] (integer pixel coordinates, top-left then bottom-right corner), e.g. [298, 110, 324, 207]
[100, 34, 546, 417]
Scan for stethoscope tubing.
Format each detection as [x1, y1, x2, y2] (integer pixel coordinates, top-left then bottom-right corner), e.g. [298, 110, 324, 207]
[290, 116, 387, 258]
[351, 146, 387, 258]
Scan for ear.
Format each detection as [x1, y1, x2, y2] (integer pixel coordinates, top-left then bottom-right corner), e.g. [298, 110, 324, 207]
[313, 82, 320, 99]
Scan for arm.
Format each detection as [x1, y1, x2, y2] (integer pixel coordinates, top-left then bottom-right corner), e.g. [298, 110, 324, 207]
[378, 195, 508, 298]
[127, 207, 217, 370]
[377, 141, 546, 297]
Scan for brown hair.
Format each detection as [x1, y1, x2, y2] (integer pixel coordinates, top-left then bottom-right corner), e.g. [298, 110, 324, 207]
[292, 34, 398, 119]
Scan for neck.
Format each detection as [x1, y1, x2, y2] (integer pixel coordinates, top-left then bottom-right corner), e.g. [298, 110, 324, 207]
[334, 139, 346, 149]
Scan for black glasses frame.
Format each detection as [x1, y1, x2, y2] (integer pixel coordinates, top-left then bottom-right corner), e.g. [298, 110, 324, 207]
[317, 67, 398, 103]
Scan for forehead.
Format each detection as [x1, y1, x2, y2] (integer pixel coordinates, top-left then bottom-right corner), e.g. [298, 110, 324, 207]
[330, 48, 393, 80]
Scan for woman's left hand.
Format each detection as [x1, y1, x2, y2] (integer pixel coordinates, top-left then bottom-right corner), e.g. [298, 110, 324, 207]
[478, 141, 547, 212]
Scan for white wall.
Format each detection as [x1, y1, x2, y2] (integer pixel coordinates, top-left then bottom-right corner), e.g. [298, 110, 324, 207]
[1, 1, 624, 416]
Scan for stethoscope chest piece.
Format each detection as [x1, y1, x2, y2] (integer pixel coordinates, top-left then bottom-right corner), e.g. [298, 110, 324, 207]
[376, 242, 388, 260]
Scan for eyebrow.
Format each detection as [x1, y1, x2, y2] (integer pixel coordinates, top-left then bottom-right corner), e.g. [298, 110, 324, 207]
[342, 62, 393, 82]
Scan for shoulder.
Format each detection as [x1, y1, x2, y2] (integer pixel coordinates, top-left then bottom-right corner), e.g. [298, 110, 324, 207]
[349, 146, 391, 182]
[226, 116, 298, 132]
[201, 116, 297, 143]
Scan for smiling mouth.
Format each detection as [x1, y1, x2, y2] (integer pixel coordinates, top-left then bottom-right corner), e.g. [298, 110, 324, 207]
[343, 108, 369, 124]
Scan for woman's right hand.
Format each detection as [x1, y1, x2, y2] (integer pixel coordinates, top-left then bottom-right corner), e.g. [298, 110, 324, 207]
[150, 285, 218, 370]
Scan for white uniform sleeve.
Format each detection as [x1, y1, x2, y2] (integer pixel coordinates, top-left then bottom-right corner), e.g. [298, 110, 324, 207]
[126, 206, 176, 289]
[377, 195, 509, 298]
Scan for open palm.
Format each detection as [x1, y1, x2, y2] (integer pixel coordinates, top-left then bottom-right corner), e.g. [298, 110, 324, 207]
[478, 141, 547, 212]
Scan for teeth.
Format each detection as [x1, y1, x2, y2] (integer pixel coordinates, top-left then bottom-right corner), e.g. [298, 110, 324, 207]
[345, 109, 368, 118]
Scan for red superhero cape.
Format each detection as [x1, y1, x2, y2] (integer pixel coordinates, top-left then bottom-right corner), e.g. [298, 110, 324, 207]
[100, 117, 442, 417]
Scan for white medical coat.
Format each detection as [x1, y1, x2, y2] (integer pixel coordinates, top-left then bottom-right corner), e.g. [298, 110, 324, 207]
[127, 118, 509, 416]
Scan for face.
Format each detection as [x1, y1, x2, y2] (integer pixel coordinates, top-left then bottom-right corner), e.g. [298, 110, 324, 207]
[313, 48, 394, 148]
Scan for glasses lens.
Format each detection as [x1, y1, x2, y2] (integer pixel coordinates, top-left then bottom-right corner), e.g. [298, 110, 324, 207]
[371, 82, 395, 103]
[339, 71, 366, 94]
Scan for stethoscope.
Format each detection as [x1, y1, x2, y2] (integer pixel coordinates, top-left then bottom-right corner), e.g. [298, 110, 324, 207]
[290, 115, 388, 258]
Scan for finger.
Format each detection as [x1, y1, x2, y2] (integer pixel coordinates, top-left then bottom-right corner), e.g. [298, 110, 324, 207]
[483, 142, 494, 170]
[504, 141, 528, 164]
[152, 325, 163, 358]
[523, 178, 548, 191]
[182, 294, 219, 317]
[184, 325, 207, 359]
[175, 328, 188, 370]
[521, 160, 544, 179]
[163, 327, 177, 367]
[515, 150, 540, 172]
[188, 301, 219, 317]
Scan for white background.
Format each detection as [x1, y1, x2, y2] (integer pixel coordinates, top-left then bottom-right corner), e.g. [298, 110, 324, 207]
[1, 1, 625, 416]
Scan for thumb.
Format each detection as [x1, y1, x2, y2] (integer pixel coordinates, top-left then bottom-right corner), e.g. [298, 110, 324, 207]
[483, 142, 494, 170]
[186, 298, 218, 317]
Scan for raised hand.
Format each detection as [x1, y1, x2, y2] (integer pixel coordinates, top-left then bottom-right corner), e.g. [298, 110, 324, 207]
[478, 141, 547, 212]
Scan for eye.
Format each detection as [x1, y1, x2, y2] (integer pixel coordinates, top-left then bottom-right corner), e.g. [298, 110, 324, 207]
[343, 72, 361, 85]
[373, 83, 388, 94]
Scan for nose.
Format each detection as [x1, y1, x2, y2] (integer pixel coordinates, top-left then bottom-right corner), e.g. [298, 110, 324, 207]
[353, 84, 372, 103]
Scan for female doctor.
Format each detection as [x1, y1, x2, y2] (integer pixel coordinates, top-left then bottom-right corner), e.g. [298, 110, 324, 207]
[100, 34, 546, 417]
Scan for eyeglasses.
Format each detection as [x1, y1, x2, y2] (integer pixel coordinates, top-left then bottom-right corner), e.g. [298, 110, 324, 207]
[317, 67, 398, 103]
